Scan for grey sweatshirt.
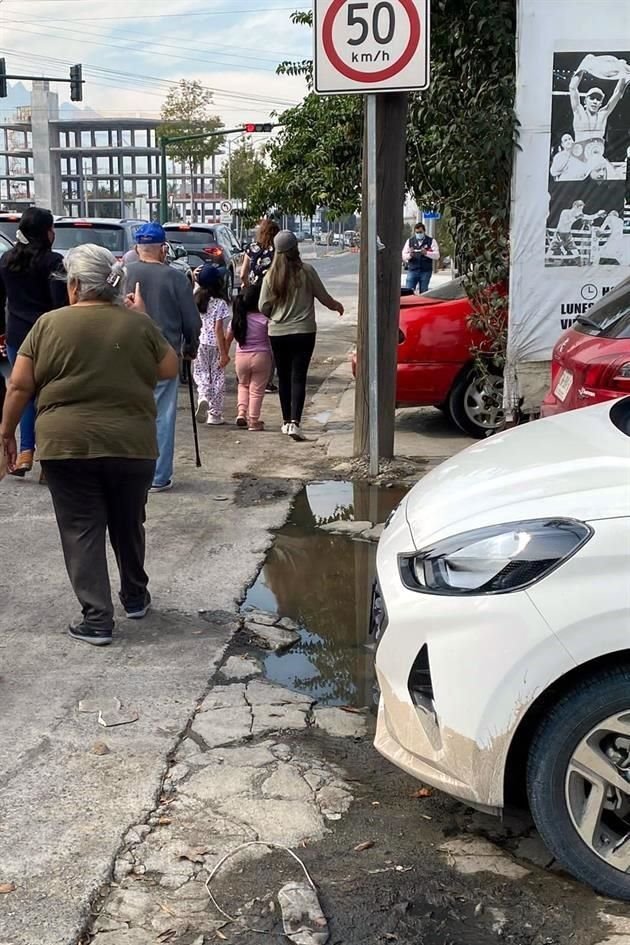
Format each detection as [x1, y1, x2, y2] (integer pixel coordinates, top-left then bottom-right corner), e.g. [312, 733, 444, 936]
[124, 260, 201, 353]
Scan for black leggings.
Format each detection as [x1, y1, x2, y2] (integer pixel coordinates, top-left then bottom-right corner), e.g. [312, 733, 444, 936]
[270, 332, 316, 425]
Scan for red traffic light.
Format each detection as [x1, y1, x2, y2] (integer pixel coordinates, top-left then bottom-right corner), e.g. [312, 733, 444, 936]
[243, 122, 273, 133]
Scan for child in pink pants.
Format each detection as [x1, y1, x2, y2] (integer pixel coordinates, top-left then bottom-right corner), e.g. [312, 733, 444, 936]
[227, 283, 272, 431]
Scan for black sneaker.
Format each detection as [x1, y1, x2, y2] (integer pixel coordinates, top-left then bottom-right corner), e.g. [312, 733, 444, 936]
[124, 592, 151, 620]
[265, 383, 278, 394]
[68, 622, 113, 646]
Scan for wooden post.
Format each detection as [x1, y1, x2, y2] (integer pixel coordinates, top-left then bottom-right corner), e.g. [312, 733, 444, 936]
[354, 92, 408, 460]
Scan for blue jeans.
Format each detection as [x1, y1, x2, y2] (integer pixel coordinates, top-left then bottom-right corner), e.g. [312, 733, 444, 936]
[154, 377, 179, 487]
[406, 269, 432, 294]
[7, 344, 36, 452]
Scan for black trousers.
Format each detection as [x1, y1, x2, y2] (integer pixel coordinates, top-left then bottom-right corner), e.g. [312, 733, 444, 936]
[42, 458, 155, 631]
[270, 332, 316, 425]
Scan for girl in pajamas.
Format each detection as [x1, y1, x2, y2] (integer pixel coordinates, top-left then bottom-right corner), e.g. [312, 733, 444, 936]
[193, 265, 231, 425]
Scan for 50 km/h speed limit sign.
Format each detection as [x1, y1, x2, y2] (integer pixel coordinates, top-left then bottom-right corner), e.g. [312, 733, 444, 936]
[314, 0, 429, 94]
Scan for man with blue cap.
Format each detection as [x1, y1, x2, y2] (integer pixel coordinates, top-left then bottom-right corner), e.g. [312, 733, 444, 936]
[124, 222, 201, 492]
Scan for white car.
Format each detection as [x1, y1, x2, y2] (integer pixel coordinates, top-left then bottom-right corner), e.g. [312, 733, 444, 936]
[373, 398, 630, 898]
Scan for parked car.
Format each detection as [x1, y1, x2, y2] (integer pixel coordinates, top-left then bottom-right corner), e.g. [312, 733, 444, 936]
[343, 230, 358, 247]
[373, 396, 630, 899]
[163, 222, 244, 296]
[53, 218, 147, 259]
[164, 240, 193, 284]
[541, 275, 630, 417]
[352, 278, 506, 438]
[0, 212, 21, 243]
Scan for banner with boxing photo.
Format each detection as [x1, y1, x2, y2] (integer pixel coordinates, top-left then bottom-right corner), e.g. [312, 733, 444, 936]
[507, 0, 630, 393]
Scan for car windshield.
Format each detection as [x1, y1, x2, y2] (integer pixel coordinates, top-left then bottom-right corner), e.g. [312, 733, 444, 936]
[0, 220, 19, 241]
[573, 279, 630, 338]
[421, 277, 467, 301]
[54, 224, 126, 253]
[165, 228, 215, 244]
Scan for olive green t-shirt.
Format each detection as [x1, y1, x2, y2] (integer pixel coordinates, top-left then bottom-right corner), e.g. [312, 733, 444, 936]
[19, 303, 170, 461]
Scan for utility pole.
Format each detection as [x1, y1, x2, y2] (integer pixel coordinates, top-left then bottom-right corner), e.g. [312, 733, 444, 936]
[313, 0, 429, 471]
[353, 93, 409, 461]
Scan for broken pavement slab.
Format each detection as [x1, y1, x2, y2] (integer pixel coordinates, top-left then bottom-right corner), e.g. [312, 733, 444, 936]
[313, 707, 368, 738]
[439, 836, 530, 880]
[221, 654, 263, 679]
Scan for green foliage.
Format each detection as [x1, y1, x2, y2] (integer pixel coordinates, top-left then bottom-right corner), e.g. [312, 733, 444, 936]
[407, 0, 518, 367]
[157, 80, 224, 172]
[248, 94, 363, 220]
[217, 139, 267, 201]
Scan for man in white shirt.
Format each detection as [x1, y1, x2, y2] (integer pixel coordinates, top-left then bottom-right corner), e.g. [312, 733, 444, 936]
[402, 223, 440, 293]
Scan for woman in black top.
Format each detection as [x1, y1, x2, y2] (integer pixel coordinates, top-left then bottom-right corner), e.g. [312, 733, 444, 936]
[0, 207, 67, 476]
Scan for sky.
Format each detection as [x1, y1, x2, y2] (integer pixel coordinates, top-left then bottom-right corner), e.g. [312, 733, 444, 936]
[0, 0, 313, 126]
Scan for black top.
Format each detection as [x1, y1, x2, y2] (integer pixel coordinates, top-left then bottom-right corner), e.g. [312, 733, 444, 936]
[407, 234, 434, 273]
[246, 242, 275, 284]
[0, 250, 68, 348]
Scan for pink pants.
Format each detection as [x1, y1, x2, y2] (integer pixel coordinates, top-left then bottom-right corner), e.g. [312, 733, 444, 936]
[235, 351, 273, 422]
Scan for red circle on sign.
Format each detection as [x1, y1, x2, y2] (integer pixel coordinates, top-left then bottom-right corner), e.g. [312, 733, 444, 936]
[322, 0, 421, 84]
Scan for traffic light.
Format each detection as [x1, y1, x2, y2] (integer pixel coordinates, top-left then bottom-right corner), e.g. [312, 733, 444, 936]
[243, 122, 273, 133]
[0, 60, 7, 99]
[70, 64, 83, 102]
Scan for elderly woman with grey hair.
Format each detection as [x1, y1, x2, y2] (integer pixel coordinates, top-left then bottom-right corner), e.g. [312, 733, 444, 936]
[0, 243, 179, 646]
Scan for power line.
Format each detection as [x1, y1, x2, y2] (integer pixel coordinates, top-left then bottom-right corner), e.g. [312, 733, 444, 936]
[2, 20, 283, 74]
[7, 4, 311, 18]
[0, 48, 301, 108]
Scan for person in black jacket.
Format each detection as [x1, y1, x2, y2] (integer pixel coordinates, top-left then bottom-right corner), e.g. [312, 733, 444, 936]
[0, 207, 68, 476]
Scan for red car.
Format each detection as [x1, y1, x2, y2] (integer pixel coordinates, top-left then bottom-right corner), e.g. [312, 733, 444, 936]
[354, 279, 505, 437]
[541, 276, 630, 416]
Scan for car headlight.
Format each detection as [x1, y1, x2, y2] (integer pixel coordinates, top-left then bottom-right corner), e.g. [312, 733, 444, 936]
[399, 519, 592, 595]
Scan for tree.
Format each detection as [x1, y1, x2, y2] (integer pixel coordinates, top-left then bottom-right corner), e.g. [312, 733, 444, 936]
[157, 80, 224, 211]
[406, 0, 517, 377]
[217, 139, 267, 202]
[247, 12, 363, 222]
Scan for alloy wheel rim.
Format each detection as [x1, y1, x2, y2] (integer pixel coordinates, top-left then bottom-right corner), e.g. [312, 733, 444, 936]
[565, 710, 630, 872]
[463, 372, 504, 431]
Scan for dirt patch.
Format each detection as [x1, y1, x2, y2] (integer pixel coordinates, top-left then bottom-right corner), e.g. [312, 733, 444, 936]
[206, 734, 608, 945]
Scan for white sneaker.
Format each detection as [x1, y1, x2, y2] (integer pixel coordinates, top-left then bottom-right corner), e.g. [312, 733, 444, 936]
[281, 423, 291, 435]
[288, 422, 306, 441]
[207, 414, 225, 425]
[195, 398, 209, 423]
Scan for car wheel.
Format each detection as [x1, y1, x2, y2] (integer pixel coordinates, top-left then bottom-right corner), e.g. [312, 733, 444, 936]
[527, 667, 630, 899]
[447, 365, 504, 438]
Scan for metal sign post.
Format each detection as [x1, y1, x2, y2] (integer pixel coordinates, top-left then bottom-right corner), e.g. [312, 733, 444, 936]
[313, 0, 430, 473]
[366, 94, 379, 476]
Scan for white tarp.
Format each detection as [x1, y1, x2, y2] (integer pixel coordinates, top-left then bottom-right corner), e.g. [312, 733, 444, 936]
[506, 0, 630, 404]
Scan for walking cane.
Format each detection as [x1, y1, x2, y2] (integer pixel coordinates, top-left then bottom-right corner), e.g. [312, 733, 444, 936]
[185, 359, 202, 468]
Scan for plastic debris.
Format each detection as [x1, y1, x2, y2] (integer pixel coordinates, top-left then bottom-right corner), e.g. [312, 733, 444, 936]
[278, 881, 329, 945]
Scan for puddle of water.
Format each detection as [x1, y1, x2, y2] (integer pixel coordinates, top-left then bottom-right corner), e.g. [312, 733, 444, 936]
[242, 480, 408, 707]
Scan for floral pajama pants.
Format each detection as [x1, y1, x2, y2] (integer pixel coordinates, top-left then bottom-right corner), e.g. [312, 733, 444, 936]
[193, 344, 225, 418]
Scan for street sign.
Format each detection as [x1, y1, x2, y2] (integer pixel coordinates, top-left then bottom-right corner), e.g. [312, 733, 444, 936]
[314, 0, 430, 95]
[423, 210, 441, 220]
[219, 199, 233, 224]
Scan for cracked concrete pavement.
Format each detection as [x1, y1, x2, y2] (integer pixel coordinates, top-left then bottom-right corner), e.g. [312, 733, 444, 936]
[0, 255, 359, 945]
[89, 665, 366, 944]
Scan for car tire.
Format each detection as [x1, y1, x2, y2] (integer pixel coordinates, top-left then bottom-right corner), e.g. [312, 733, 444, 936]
[527, 666, 630, 900]
[447, 364, 504, 438]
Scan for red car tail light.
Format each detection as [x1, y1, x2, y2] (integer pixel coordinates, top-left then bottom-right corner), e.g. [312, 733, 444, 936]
[203, 246, 223, 257]
[584, 359, 630, 394]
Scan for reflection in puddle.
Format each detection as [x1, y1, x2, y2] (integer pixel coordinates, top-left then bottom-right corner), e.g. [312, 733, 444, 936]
[242, 480, 408, 707]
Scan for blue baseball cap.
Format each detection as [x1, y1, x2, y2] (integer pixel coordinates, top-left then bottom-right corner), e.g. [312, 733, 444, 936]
[135, 222, 166, 244]
[196, 262, 227, 289]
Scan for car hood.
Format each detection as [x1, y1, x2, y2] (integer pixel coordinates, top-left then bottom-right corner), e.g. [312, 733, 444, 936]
[403, 401, 630, 549]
